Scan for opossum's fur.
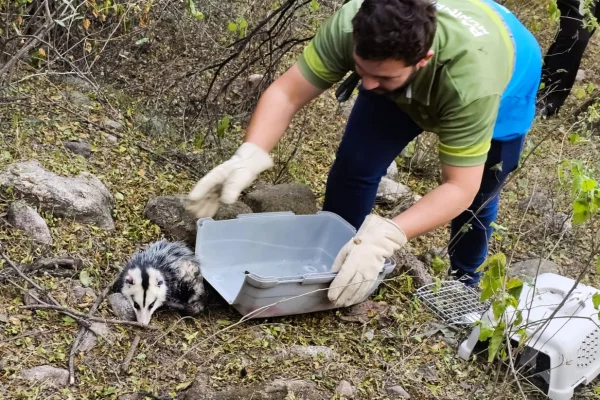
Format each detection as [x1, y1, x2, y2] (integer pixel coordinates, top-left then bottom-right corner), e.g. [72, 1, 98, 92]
[113, 239, 206, 325]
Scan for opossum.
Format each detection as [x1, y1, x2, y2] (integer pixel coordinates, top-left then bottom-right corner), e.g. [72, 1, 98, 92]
[113, 239, 206, 325]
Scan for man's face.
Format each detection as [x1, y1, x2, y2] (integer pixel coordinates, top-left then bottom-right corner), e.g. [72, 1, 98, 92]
[352, 50, 434, 95]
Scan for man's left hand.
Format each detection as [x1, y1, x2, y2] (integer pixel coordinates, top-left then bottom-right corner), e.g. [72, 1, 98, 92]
[328, 214, 408, 307]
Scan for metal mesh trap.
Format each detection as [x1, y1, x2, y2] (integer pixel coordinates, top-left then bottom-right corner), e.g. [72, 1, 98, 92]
[416, 281, 490, 325]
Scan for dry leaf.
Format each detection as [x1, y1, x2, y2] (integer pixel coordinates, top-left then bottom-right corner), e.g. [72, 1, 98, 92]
[38, 48, 46, 57]
[83, 19, 90, 30]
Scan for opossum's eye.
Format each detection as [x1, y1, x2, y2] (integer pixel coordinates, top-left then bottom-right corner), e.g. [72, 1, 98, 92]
[157, 280, 164, 286]
[149, 300, 156, 309]
[125, 278, 133, 285]
[133, 302, 140, 310]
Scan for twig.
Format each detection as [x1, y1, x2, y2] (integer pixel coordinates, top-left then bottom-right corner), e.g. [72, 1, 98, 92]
[121, 334, 141, 373]
[20, 304, 160, 330]
[68, 275, 119, 384]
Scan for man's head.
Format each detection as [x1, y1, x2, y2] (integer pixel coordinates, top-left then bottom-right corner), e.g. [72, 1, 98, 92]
[352, 0, 437, 94]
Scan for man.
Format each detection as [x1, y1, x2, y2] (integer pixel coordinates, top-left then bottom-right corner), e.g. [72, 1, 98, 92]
[537, 0, 600, 117]
[186, 0, 542, 307]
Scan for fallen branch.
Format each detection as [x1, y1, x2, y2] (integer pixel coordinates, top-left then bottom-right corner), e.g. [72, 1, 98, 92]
[1, 256, 83, 282]
[20, 304, 160, 330]
[121, 334, 141, 373]
[68, 275, 119, 385]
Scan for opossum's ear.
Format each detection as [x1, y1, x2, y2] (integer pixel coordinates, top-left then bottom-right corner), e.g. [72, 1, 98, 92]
[125, 271, 134, 285]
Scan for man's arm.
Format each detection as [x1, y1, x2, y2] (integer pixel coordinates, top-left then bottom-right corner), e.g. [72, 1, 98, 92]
[244, 64, 326, 153]
[391, 162, 484, 239]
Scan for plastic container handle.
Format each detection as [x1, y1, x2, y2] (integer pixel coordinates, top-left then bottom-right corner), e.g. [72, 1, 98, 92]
[236, 211, 296, 219]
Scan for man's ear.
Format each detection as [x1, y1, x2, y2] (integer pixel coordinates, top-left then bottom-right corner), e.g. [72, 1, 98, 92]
[417, 50, 435, 68]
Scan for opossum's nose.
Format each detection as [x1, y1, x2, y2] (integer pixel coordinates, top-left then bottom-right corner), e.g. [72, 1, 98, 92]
[140, 310, 152, 325]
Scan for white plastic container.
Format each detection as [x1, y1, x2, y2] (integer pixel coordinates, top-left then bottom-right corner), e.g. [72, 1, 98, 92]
[458, 272, 600, 400]
[194, 211, 396, 319]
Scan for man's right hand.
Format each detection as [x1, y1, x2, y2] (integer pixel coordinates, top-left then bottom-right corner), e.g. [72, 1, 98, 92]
[186, 141, 274, 218]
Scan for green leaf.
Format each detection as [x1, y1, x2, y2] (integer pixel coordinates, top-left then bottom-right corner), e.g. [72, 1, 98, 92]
[114, 192, 124, 201]
[431, 255, 447, 274]
[582, 178, 598, 192]
[217, 115, 231, 138]
[587, 83, 595, 94]
[593, 293, 600, 309]
[478, 325, 494, 342]
[176, 381, 193, 391]
[514, 310, 523, 326]
[573, 198, 591, 224]
[488, 323, 505, 363]
[135, 37, 149, 45]
[576, 87, 586, 99]
[217, 319, 232, 326]
[492, 301, 507, 320]
[137, 353, 146, 360]
[506, 278, 523, 300]
[79, 270, 90, 287]
[187, 0, 204, 19]
[569, 133, 580, 144]
[62, 315, 76, 325]
[103, 387, 117, 396]
[310, 0, 320, 12]
[228, 21, 238, 32]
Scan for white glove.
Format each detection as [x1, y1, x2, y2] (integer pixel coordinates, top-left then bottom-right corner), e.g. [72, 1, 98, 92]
[186, 142, 274, 218]
[328, 214, 407, 307]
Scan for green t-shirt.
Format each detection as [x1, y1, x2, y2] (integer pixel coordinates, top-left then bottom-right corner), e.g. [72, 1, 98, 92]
[296, 0, 515, 167]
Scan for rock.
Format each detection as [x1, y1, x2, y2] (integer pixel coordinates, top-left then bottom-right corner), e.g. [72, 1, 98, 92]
[0, 314, 8, 323]
[72, 284, 97, 302]
[21, 365, 69, 387]
[103, 132, 118, 143]
[287, 345, 337, 361]
[7, 201, 52, 244]
[338, 300, 390, 324]
[64, 141, 92, 159]
[244, 183, 317, 215]
[79, 323, 113, 352]
[386, 161, 399, 180]
[387, 194, 422, 216]
[181, 375, 321, 400]
[336, 380, 356, 398]
[510, 258, 560, 280]
[247, 74, 264, 91]
[24, 289, 43, 305]
[364, 329, 375, 341]
[143, 195, 197, 244]
[543, 212, 572, 235]
[0, 161, 115, 230]
[386, 385, 411, 398]
[108, 293, 135, 321]
[136, 114, 170, 136]
[391, 246, 433, 286]
[103, 119, 124, 132]
[518, 192, 553, 214]
[576, 69, 586, 81]
[376, 177, 411, 204]
[214, 201, 253, 220]
[60, 90, 91, 107]
[62, 76, 93, 90]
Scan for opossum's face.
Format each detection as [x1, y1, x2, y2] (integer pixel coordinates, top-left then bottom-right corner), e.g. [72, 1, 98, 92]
[121, 267, 167, 325]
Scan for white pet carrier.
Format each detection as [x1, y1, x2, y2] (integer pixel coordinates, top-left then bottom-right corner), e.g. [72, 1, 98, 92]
[454, 273, 600, 400]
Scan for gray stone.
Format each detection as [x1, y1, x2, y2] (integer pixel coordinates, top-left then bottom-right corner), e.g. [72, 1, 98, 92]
[391, 246, 433, 286]
[510, 258, 560, 280]
[376, 177, 411, 204]
[386, 385, 411, 398]
[24, 289, 44, 305]
[0, 161, 115, 230]
[247, 74, 264, 91]
[543, 212, 572, 235]
[386, 161, 399, 180]
[78, 323, 113, 352]
[336, 380, 355, 398]
[0, 314, 8, 323]
[61, 90, 91, 107]
[62, 76, 93, 90]
[103, 132, 118, 143]
[108, 293, 135, 321]
[214, 201, 253, 220]
[21, 365, 69, 387]
[72, 284, 97, 302]
[7, 201, 52, 244]
[518, 192, 554, 214]
[364, 329, 375, 341]
[576, 69, 586, 81]
[103, 119, 124, 132]
[64, 141, 92, 159]
[136, 114, 170, 136]
[244, 183, 317, 215]
[288, 345, 337, 361]
[143, 195, 197, 244]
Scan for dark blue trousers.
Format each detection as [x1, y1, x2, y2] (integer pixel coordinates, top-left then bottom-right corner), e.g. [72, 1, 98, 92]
[321, 88, 525, 286]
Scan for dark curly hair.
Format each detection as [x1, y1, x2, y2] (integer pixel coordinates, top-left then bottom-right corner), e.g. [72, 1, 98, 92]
[352, 0, 437, 65]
